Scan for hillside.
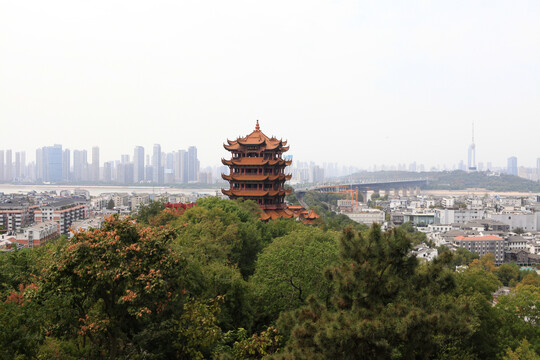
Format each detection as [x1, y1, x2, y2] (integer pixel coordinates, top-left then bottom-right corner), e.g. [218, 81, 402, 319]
[339, 170, 540, 193]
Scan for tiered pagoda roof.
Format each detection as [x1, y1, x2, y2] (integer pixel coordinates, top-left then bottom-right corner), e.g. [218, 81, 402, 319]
[221, 121, 318, 223]
[224, 121, 290, 152]
[221, 158, 292, 166]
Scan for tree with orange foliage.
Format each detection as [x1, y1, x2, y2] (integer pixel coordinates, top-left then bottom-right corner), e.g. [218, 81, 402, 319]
[39, 215, 194, 358]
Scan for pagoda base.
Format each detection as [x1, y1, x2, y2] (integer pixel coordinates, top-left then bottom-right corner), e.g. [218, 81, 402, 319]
[260, 205, 320, 225]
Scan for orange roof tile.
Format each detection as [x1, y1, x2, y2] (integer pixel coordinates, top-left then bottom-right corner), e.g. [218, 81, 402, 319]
[287, 205, 304, 210]
[222, 158, 291, 167]
[224, 121, 287, 151]
[222, 173, 292, 182]
[454, 235, 504, 241]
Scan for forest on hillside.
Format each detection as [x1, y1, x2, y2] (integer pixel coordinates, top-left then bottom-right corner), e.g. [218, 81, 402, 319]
[1, 198, 539, 359]
[340, 170, 540, 193]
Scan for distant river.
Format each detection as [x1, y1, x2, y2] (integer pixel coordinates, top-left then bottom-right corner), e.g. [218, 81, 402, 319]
[0, 184, 219, 197]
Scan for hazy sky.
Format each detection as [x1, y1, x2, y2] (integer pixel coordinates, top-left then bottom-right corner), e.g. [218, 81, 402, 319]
[1, 1, 539, 169]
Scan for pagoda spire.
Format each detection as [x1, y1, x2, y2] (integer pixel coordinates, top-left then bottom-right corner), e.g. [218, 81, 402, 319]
[255, 120, 260, 131]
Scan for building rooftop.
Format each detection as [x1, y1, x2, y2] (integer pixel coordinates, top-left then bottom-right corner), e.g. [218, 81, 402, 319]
[224, 121, 288, 151]
[42, 198, 87, 209]
[455, 235, 504, 241]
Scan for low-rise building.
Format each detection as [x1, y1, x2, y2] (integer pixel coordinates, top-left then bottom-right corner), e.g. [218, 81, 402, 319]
[130, 194, 150, 211]
[403, 212, 435, 226]
[489, 212, 540, 232]
[411, 245, 438, 262]
[113, 193, 130, 208]
[344, 209, 385, 225]
[1, 221, 59, 248]
[0, 202, 39, 232]
[35, 198, 89, 235]
[69, 217, 105, 237]
[506, 235, 528, 251]
[504, 250, 540, 266]
[453, 235, 505, 264]
[436, 209, 486, 224]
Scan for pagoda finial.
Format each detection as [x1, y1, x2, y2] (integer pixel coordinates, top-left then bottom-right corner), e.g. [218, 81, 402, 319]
[255, 120, 260, 131]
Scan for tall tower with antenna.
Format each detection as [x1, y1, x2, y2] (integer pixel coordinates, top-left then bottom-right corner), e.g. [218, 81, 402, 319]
[468, 122, 477, 171]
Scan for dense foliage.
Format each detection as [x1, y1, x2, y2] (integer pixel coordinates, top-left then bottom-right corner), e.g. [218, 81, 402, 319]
[0, 198, 538, 359]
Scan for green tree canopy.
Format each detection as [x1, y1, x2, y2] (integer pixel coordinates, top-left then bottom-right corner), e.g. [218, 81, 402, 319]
[250, 227, 340, 325]
[274, 225, 495, 359]
[39, 215, 196, 358]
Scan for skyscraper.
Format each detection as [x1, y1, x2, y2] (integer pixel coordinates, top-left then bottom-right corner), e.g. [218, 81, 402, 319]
[507, 156, 518, 176]
[121, 154, 130, 164]
[92, 146, 100, 182]
[36, 148, 44, 181]
[47, 145, 63, 182]
[63, 149, 70, 181]
[0, 150, 4, 182]
[152, 144, 163, 184]
[73, 150, 87, 182]
[5, 150, 12, 182]
[103, 161, 113, 182]
[173, 150, 184, 183]
[133, 146, 145, 183]
[15, 152, 24, 180]
[179, 150, 188, 183]
[187, 146, 199, 182]
[467, 123, 476, 171]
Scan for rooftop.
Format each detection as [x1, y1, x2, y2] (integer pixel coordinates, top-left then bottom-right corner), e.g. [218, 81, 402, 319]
[224, 121, 288, 151]
[454, 235, 504, 241]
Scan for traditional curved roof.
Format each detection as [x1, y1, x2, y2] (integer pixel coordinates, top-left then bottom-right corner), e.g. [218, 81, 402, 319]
[258, 206, 320, 222]
[221, 173, 292, 182]
[262, 209, 296, 220]
[221, 158, 292, 167]
[221, 189, 291, 197]
[224, 121, 288, 152]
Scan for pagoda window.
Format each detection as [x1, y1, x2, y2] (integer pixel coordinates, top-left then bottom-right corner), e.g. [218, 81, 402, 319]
[247, 152, 259, 158]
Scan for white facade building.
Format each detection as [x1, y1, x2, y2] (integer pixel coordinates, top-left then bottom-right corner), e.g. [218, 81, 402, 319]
[345, 209, 385, 225]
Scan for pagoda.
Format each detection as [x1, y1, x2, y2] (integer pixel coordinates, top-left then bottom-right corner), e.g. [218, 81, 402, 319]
[222, 121, 295, 219]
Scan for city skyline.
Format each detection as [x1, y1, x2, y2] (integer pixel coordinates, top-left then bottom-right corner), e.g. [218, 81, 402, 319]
[1, 1, 540, 169]
[2, 142, 540, 186]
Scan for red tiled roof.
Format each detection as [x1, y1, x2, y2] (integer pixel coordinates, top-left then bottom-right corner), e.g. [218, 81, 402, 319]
[454, 235, 504, 241]
[222, 158, 291, 166]
[221, 174, 292, 182]
[224, 121, 286, 151]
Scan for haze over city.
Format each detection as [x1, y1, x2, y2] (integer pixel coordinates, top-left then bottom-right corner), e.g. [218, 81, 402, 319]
[1, 1, 539, 169]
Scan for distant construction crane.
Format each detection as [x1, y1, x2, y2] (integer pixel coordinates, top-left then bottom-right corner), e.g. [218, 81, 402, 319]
[314, 186, 360, 212]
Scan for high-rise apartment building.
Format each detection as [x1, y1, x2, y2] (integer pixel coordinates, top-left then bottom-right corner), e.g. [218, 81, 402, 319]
[507, 156, 518, 176]
[0, 150, 4, 182]
[15, 152, 25, 180]
[133, 146, 145, 183]
[92, 146, 100, 182]
[36, 148, 44, 181]
[179, 150, 188, 183]
[152, 144, 163, 184]
[173, 150, 185, 183]
[62, 149, 70, 181]
[5, 150, 12, 182]
[46, 145, 63, 182]
[73, 150, 88, 182]
[187, 146, 199, 182]
[103, 161, 113, 182]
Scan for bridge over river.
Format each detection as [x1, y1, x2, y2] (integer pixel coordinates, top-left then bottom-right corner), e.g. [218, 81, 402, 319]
[294, 178, 428, 205]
